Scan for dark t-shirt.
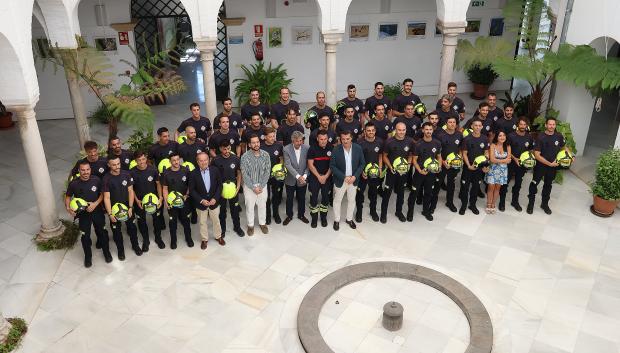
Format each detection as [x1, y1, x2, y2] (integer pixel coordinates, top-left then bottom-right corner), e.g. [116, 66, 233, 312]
[130, 165, 159, 199]
[178, 141, 208, 165]
[177, 116, 212, 142]
[277, 122, 305, 146]
[241, 102, 271, 123]
[436, 109, 460, 127]
[392, 115, 423, 139]
[414, 138, 442, 166]
[392, 93, 422, 113]
[270, 100, 300, 124]
[462, 134, 490, 161]
[338, 97, 365, 121]
[365, 95, 391, 117]
[102, 170, 134, 205]
[148, 142, 178, 165]
[309, 128, 337, 148]
[358, 137, 384, 165]
[436, 130, 463, 159]
[493, 117, 517, 135]
[209, 130, 241, 154]
[212, 154, 240, 183]
[66, 176, 102, 204]
[384, 137, 414, 162]
[436, 97, 465, 114]
[241, 126, 268, 145]
[161, 167, 189, 195]
[260, 142, 284, 167]
[487, 107, 504, 123]
[336, 119, 362, 142]
[307, 105, 335, 131]
[213, 112, 244, 131]
[71, 157, 108, 179]
[307, 145, 333, 180]
[370, 117, 393, 141]
[535, 131, 565, 162]
[508, 131, 535, 158]
[107, 149, 133, 171]
[465, 116, 494, 136]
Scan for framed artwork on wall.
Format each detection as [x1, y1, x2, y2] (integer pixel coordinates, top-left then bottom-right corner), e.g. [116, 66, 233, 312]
[378, 23, 398, 40]
[350, 24, 370, 41]
[489, 18, 505, 36]
[228, 35, 243, 45]
[94, 37, 118, 52]
[269, 27, 283, 48]
[292, 26, 313, 44]
[406, 22, 427, 39]
[465, 19, 482, 34]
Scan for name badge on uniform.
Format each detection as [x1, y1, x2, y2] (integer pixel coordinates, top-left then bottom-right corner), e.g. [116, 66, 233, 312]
[494, 116, 498, 121]
[231, 163, 236, 169]
[328, 137, 333, 142]
[479, 143, 485, 148]
[327, 151, 332, 156]
[99, 167, 104, 173]
[525, 142, 529, 147]
[233, 121, 238, 126]
[453, 105, 458, 111]
[385, 126, 389, 130]
[125, 159, 130, 164]
[554, 140, 559, 146]
[182, 176, 187, 181]
[230, 139, 235, 144]
[374, 147, 380, 152]
[354, 129, 358, 133]
[486, 126, 490, 131]
[197, 149, 202, 153]
[432, 147, 437, 153]
[274, 150, 279, 155]
[148, 176, 153, 182]
[355, 106, 359, 111]
[261, 135, 265, 140]
[122, 180, 128, 186]
[91, 186, 97, 192]
[201, 126, 206, 131]
[404, 146, 409, 151]
[455, 139, 460, 144]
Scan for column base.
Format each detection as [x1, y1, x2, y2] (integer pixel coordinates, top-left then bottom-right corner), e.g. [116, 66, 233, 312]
[35, 221, 66, 243]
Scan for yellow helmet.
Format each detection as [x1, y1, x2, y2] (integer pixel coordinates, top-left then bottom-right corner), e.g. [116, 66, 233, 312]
[158, 158, 171, 174]
[364, 163, 380, 178]
[166, 191, 185, 208]
[519, 151, 536, 169]
[414, 103, 427, 116]
[473, 155, 489, 169]
[177, 135, 187, 144]
[111, 203, 129, 221]
[445, 152, 462, 169]
[271, 163, 287, 181]
[392, 157, 410, 175]
[556, 150, 573, 169]
[222, 181, 237, 199]
[141, 193, 159, 214]
[423, 157, 441, 174]
[462, 128, 472, 138]
[304, 110, 318, 124]
[69, 197, 88, 213]
[182, 161, 195, 171]
[129, 159, 137, 169]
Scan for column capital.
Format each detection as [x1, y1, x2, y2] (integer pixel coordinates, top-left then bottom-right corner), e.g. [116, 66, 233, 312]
[436, 19, 466, 36]
[7, 104, 36, 114]
[322, 32, 344, 45]
[194, 37, 218, 53]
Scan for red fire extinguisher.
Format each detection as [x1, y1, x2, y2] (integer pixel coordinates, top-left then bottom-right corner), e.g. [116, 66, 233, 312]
[252, 38, 263, 61]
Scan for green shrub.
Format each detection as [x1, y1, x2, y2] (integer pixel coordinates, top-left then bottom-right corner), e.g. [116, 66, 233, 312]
[590, 148, 620, 200]
[127, 128, 154, 154]
[35, 219, 80, 251]
[89, 103, 113, 125]
[0, 317, 27, 353]
[467, 64, 499, 86]
[233, 62, 294, 106]
[383, 82, 401, 100]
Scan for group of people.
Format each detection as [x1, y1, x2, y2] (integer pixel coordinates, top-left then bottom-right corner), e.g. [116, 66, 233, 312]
[64, 79, 574, 268]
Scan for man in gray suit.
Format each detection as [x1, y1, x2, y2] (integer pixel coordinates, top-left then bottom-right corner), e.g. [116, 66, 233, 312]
[283, 131, 310, 225]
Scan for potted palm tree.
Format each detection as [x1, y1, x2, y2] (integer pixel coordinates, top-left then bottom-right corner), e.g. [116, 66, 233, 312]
[0, 100, 14, 129]
[467, 64, 499, 100]
[590, 148, 620, 217]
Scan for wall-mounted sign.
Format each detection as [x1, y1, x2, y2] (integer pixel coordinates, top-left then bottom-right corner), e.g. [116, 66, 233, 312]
[118, 31, 129, 45]
[254, 25, 263, 37]
[471, 0, 485, 7]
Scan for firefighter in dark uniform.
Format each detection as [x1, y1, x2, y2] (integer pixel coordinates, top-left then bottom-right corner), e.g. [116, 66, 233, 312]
[409, 122, 442, 221]
[261, 127, 285, 224]
[108, 136, 133, 170]
[149, 127, 178, 167]
[309, 114, 337, 148]
[436, 82, 466, 122]
[499, 117, 534, 212]
[242, 114, 268, 152]
[370, 104, 393, 141]
[213, 140, 245, 237]
[103, 155, 141, 259]
[393, 102, 423, 139]
[436, 95, 461, 127]
[459, 119, 490, 215]
[209, 115, 242, 157]
[270, 87, 300, 125]
[433, 115, 463, 212]
[392, 78, 422, 118]
[277, 108, 305, 146]
[335, 106, 362, 142]
[65, 161, 112, 267]
[241, 88, 273, 127]
[175, 102, 212, 143]
[493, 104, 517, 136]
[307, 130, 333, 228]
[70, 141, 108, 180]
[380, 122, 414, 223]
[213, 97, 245, 134]
[527, 117, 573, 214]
[131, 151, 165, 250]
[337, 84, 365, 122]
[178, 126, 208, 168]
[355, 122, 383, 222]
[364, 82, 392, 125]
[465, 102, 495, 140]
[161, 153, 193, 248]
[306, 91, 335, 131]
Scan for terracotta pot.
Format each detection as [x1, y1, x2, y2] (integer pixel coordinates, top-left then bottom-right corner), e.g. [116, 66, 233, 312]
[0, 112, 14, 129]
[591, 195, 619, 217]
[471, 83, 489, 100]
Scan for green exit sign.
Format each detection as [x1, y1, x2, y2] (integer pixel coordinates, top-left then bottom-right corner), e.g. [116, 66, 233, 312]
[471, 0, 485, 6]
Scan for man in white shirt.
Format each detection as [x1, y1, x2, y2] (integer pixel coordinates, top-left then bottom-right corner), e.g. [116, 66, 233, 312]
[330, 131, 365, 230]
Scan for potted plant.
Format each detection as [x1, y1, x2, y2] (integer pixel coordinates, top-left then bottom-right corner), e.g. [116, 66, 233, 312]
[0, 100, 14, 129]
[467, 64, 499, 100]
[590, 148, 620, 217]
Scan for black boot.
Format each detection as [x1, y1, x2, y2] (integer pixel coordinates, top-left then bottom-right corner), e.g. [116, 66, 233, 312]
[273, 212, 281, 224]
[155, 236, 165, 249]
[541, 203, 552, 215]
[511, 196, 522, 212]
[355, 209, 362, 223]
[311, 213, 318, 228]
[320, 213, 328, 227]
[406, 209, 414, 222]
[498, 195, 506, 212]
[266, 207, 272, 225]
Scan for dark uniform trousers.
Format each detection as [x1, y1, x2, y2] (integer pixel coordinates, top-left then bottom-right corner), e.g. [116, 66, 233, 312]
[266, 178, 284, 220]
[168, 204, 192, 244]
[528, 164, 556, 206]
[134, 206, 163, 245]
[219, 194, 241, 233]
[77, 210, 111, 260]
[433, 167, 460, 208]
[500, 163, 527, 205]
[188, 198, 198, 223]
[109, 215, 139, 254]
[459, 167, 485, 208]
[408, 171, 437, 215]
[355, 177, 380, 216]
[286, 184, 307, 218]
[309, 178, 331, 222]
[380, 170, 408, 217]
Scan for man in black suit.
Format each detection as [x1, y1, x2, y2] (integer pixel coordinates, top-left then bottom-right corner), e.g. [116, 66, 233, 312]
[189, 152, 225, 249]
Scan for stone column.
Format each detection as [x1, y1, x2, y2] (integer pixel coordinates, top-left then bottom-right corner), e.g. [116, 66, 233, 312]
[13, 105, 65, 240]
[323, 33, 344, 107]
[60, 49, 90, 148]
[437, 21, 466, 97]
[196, 38, 218, 119]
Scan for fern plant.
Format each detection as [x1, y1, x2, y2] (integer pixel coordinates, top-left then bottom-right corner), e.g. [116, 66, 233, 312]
[127, 128, 155, 154]
[233, 62, 294, 106]
[383, 83, 402, 100]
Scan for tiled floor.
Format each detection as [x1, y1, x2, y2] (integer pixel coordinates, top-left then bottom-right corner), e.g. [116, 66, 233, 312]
[1, 59, 619, 352]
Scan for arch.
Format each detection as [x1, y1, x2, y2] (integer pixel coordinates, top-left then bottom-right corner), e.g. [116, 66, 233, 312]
[315, 0, 353, 34]
[0, 33, 31, 105]
[436, 0, 469, 24]
[35, 0, 79, 48]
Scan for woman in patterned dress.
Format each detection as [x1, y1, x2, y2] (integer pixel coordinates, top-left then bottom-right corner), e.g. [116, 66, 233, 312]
[485, 131, 511, 213]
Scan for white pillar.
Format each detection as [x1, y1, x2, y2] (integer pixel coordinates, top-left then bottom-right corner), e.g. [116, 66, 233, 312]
[0, 312, 10, 344]
[12, 105, 65, 240]
[63, 52, 90, 147]
[196, 38, 218, 119]
[614, 125, 620, 148]
[323, 33, 344, 107]
[437, 22, 465, 97]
